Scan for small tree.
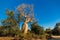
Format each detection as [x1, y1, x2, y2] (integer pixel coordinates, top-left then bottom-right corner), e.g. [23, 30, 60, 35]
[31, 22, 44, 35]
[46, 28, 52, 33]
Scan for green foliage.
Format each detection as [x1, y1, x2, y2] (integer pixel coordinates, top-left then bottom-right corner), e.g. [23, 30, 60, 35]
[31, 22, 44, 35]
[45, 28, 52, 34]
[6, 9, 14, 18]
[2, 10, 18, 27]
[0, 26, 20, 37]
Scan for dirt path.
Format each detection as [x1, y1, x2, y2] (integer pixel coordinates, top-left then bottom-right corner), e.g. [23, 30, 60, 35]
[47, 36, 60, 40]
[52, 36, 60, 38]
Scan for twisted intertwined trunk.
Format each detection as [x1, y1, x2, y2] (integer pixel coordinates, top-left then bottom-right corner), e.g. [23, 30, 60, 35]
[22, 22, 28, 34]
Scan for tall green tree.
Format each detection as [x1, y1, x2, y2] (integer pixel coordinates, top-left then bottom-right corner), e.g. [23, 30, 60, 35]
[2, 10, 20, 37]
[2, 9, 18, 27]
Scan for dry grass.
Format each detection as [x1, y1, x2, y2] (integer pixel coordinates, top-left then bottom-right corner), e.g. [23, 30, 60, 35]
[0, 37, 14, 40]
[0, 37, 47, 40]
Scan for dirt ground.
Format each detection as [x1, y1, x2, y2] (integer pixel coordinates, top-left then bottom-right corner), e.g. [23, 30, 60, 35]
[0, 37, 47, 40]
[52, 36, 60, 38]
[0, 37, 14, 40]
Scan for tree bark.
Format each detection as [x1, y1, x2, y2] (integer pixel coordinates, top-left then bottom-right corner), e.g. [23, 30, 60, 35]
[22, 22, 28, 34]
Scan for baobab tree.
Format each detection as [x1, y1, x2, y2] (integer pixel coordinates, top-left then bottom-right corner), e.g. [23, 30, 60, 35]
[17, 4, 34, 34]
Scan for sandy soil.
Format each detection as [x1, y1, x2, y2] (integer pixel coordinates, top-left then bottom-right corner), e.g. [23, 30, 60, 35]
[0, 37, 14, 40]
[0, 37, 45, 40]
[52, 36, 60, 38]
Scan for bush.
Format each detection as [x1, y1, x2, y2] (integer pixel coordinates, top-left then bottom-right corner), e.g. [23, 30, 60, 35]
[31, 22, 44, 35]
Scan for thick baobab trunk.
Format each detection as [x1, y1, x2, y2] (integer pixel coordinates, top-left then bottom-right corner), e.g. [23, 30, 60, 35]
[22, 22, 28, 34]
[22, 16, 31, 34]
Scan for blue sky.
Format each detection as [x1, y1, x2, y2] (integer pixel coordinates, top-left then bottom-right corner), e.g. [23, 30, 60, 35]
[0, 0, 60, 29]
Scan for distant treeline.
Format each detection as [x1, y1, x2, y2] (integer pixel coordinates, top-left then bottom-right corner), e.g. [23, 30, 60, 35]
[46, 23, 60, 35]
